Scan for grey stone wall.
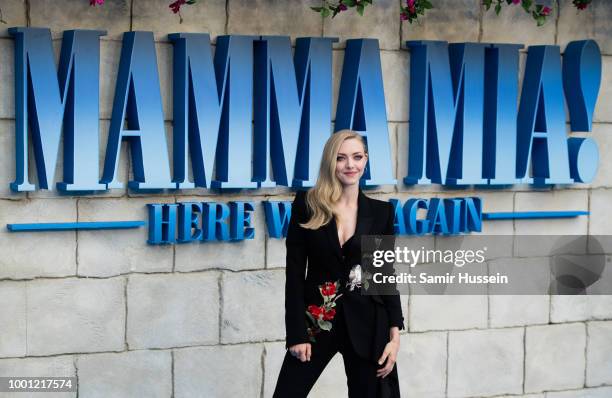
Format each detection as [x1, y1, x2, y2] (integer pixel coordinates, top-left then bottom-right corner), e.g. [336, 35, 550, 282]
[0, 0, 611, 397]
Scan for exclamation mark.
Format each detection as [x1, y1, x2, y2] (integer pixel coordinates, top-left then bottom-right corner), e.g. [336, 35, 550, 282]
[563, 40, 602, 183]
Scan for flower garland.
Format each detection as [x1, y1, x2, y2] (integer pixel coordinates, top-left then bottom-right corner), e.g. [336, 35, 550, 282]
[86, 0, 593, 27]
[484, 0, 554, 26]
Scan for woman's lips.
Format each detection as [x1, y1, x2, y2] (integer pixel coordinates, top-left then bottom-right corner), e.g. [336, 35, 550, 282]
[344, 171, 358, 176]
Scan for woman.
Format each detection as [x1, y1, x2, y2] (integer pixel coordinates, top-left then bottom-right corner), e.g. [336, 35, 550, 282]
[273, 130, 404, 398]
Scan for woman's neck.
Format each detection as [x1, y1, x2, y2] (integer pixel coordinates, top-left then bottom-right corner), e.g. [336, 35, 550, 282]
[337, 185, 359, 207]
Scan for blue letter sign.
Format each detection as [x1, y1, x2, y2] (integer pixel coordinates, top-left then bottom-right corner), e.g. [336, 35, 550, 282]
[10, 28, 106, 192]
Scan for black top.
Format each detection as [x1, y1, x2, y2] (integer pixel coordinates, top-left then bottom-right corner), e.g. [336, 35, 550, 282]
[284, 188, 404, 361]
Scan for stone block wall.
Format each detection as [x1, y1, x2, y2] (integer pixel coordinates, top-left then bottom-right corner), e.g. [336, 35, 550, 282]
[0, 0, 611, 397]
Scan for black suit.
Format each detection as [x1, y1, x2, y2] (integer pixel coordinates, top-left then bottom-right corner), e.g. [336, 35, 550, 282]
[274, 188, 404, 398]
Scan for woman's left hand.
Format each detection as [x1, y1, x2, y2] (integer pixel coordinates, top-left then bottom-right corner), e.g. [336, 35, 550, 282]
[377, 327, 400, 378]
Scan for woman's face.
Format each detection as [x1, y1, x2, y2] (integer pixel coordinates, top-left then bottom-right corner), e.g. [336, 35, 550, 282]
[334, 138, 368, 187]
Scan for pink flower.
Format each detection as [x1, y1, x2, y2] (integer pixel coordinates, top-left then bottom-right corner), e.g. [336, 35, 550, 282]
[400, 12, 408, 20]
[89, 0, 104, 6]
[338, 3, 347, 11]
[512, 0, 521, 4]
[409, 5, 416, 14]
[169, 0, 186, 14]
[407, 0, 415, 6]
[541, 6, 552, 16]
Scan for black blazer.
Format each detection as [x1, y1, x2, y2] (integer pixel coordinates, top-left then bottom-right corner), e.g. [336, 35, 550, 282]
[284, 188, 404, 361]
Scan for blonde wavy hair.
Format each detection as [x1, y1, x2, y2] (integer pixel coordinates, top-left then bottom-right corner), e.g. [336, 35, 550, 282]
[300, 130, 368, 230]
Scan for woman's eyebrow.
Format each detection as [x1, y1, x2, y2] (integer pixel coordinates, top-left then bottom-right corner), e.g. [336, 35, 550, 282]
[337, 151, 363, 156]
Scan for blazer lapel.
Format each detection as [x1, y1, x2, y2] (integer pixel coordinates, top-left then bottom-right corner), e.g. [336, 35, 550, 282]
[325, 188, 374, 261]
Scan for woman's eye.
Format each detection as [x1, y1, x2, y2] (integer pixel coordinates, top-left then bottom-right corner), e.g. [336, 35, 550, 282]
[354, 155, 363, 160]
[336, 156, 344, 161]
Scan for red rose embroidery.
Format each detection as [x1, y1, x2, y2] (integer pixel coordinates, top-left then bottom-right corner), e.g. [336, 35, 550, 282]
[308, 305, 325, 320]
[305, 280, 343, 342]
[321, 282, 337, 297]
[323, 308, 336, 321]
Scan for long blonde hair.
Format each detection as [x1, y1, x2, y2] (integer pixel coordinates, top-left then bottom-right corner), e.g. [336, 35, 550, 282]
[301, 130, 368, 230]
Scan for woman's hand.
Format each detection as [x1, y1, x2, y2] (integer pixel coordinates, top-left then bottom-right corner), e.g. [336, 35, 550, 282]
[377, 327, 400, 378]
[289, 343, 312, 362]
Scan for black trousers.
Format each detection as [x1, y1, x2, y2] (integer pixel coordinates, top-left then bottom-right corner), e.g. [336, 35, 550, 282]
[273, 303, 400, 398]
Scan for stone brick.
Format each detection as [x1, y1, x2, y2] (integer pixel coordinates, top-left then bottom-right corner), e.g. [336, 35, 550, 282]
[586, 321, 612, 387]
[221, 269, 285, 343]
[174, 196, 266, 272]
[262, 341, 286, 398]
[525, 323, 586, 393]
[381, 51, 409, 122]
[0, 355, 75, 398]
[174, 344, 263, 398]
[489, 295, 549, 328]
[557, 0, 596, 49]
[27, 277, 125, 356]
[546, 386, 612, 398]
[473, 191, 514, 235]
[127, 272, 219, 349]
[594, 56, 612, 123]
[589, 189, 612, 235]
[409, 295, 487, 332]
[397, 331, 446, 397]
[266, 236, 288, 269]
[401, 0, 479, 44]
[77, 197, 174, 277]
[29, 0, 130, 40]
[309, 353, 349, 397]
[0, 199, 76, 279]
[323, 0, 400, 50]
[0, 39, 15, 119]
[488, 257, 551, 296]
[133, 0, 226, 42]
[0, 121, 26, 200]
[482, 3, 556, 46]
[228, 0, 322, 42]
[448, 328, 523, 397]
[589, 124, 612, 188]
[514, 190, 589, 240]
[77, 350, 172, 398]
[0, 281, 26, 358]
[551, 295, 612, 323]
[264, 340, 349, 397]
[557, 0, 612, 55]
[0, 0, 27, 38]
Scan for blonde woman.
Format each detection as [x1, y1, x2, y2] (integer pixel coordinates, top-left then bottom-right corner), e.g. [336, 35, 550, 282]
[273, 130, 403, 398]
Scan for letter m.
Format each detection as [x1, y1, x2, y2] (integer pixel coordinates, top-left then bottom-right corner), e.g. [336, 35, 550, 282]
[9, 27, 105, 192]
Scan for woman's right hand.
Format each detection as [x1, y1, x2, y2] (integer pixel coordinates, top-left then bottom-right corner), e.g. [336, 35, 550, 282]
[288, 343, 312, 362]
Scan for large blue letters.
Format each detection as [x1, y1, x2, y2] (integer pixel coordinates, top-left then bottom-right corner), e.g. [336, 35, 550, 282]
[10, 28, 105, 192]
[102, 32, 174, 190]
[336, 39, 396, 186]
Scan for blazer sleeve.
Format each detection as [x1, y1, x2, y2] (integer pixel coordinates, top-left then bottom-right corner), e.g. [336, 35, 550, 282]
[380, 202, 405, 330]
[284, 190, 310, 347]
